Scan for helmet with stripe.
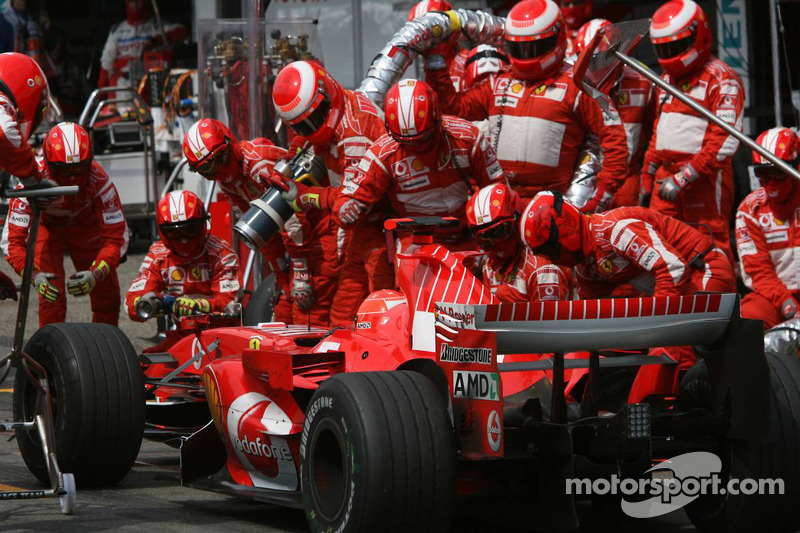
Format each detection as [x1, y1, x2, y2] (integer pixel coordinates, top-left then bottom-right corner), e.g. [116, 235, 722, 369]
[408, 0, 453, 21]
[467, 183, 519, 255]
[520, 191, 585, 266]
[753, 127, 800, 165]
[156, 190, 208, 258]
[272, 60, 345, 145]
[650, 0, 710, 78]
[574, 18, 610, 56]
[504, 0, 567, 81]
[182, 119, 243, 182]
[384, 79, 441, 151]
[43, 122, 92, 183]
[464, 45, 510, 89]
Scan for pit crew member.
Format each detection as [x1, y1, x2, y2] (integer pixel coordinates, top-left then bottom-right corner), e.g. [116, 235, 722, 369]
[574, 19, 656, 207]
[0, 52, 50, 188]
[425, 0, 629, 212]
[271, 60, 393, 326]
[98, 0, 189, 89]
[466, 183, 568, 302]
[736, 128, 800, 329]
[125, 190, 239, 321]
[462, 45, 510, 139]
[521, 191, 735, 371]
[642, 0, 744, 260]
[182, 118, 292, 324]
[274, 79, 505, 260]
[1, 122, 128, 327]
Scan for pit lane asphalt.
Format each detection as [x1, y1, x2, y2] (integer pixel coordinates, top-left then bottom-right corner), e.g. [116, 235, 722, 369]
[0, 242, 695, 532]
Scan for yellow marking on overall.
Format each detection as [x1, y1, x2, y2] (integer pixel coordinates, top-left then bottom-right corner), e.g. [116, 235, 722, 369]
[0, 388, 12, 393]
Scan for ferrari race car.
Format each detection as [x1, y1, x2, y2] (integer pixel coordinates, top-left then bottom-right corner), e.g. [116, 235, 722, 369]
[7, 216, 800, 532]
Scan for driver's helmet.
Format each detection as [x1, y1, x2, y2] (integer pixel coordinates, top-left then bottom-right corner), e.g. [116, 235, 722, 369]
[182, 119, 243, 183]
[42, 122, 93, 186]
[574, 18, 610, 56]
[520, 191, 584, 267]
[384, 79, 442, 152]
[650, 0, 711, 78]
[464, 45, 510, 89]
[504, 0, 567, 81]
[466, 183, 519, 256]
[0, 52, 49, 141]
[273, 60, 345, 146]
[157, 190, 208, 259]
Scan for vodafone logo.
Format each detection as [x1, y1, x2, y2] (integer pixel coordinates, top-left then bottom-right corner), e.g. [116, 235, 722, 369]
[487, 410, 501, 453]
[226, 392, 298, 490]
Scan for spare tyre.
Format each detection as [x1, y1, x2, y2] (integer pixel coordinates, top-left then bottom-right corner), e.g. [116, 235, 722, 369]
[13, 323, 145, 487]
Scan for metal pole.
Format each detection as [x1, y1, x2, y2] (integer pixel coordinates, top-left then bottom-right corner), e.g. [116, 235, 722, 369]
[614, 50, 800, 182]
[149, 0, 170, 49]
[352, 0, 364, 87]
[162, 159, 189, 197]
[770, 0, 782, 126]
[13, 207, 40, 356]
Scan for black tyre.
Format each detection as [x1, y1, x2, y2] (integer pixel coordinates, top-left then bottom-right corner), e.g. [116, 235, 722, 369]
[685, 351, 800, 532]
[13, 323, 145, 487]
[242, 274, 275, 326]
[301, 371, 456, 533]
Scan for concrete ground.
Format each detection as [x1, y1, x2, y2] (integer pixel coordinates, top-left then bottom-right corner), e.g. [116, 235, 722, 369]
[0, 240, 696, 532]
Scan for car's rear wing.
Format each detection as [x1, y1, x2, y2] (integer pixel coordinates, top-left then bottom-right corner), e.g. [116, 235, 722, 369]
[433, 294, 769, 459]
[434, 294, 735, 354]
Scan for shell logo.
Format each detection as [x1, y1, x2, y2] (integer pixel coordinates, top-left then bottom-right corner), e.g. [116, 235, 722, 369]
[171, 268, 184, 281]
[512, 82, 524, 94]
[203, 369, 224, 434]
[411, 158, 425, 172]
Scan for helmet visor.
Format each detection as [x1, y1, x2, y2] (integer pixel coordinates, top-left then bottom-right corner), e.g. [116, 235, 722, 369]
[190, 141, 231, 176]
[291, 94, 331, 137]
[475, 220, 515, 248]
[654, 33, 695, 60]
[160, 218, 206, 242]
[48, 159, 92, 177]
[506, 35, 558, 60]
[752, 163, 790, 183]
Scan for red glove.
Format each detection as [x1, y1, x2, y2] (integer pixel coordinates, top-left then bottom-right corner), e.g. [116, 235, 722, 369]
[580, 183, 613, 214]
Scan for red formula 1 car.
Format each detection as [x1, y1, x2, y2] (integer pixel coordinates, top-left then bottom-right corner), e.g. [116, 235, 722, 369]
[170, 218, 800, 532]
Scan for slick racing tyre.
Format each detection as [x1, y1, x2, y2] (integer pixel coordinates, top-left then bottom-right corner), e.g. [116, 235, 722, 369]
[685, 351, 800, 532]
[242, 275, 275, 326]
[301, 371, 456, 533]
[13, 323, 145, 487]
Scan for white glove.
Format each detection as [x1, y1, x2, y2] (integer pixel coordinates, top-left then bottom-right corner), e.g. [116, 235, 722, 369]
[66, 270, 97, 297]
[33, 272, 59, 302]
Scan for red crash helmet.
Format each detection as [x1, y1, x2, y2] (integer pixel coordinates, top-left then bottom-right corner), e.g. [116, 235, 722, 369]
[558, 0, 593, 30]
[157, 190, 208, 259]
[750, 127, 800, 188]
[520, 191, 584, 266]
[408, 0, 453, 20]
[384, 79, 441, 151]
[0, 52, 49, 141]
[466, 183, 518, 254]
[650, 0, 711, 78]
[43, 122, 93, 182]
[574, 18, 610, 56]
[504, 0, 567, 81]
[272, 60, 345, 146]
[182, 118, 243, 181]
[464, 45, 510, 89]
